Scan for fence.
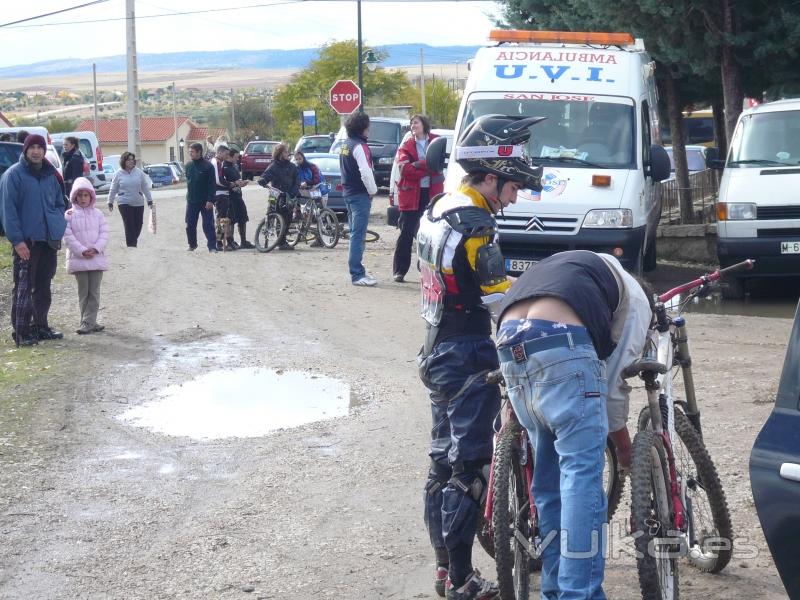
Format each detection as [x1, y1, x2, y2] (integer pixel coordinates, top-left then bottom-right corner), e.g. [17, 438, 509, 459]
[656, 169, 720, 224]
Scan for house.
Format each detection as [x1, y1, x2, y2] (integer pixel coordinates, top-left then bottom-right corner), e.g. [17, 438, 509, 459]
[76, 117, 229, 165]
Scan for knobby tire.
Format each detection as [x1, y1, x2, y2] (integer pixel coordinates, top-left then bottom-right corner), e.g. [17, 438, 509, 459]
[317, 209, 340, 248]
[631, 429, 680, 600]
[254, 213, 284, 253]
[492, 420, 531, 600]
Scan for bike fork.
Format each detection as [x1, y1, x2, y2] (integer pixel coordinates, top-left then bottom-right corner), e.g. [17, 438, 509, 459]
[673, 318, 703, 437]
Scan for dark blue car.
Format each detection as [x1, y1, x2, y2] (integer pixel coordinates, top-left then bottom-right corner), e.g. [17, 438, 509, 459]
[144, 163, 178, 188]
[303, 153, 345, 216]
[750, 300, 800, 599]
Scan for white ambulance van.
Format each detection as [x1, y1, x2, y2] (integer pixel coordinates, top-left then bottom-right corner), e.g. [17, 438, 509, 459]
[715, 98, 800, 297]
[446, 30, 671, 273]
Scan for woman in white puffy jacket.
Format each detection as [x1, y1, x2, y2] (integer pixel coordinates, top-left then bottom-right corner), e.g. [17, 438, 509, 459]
[63, 177, 109, 334]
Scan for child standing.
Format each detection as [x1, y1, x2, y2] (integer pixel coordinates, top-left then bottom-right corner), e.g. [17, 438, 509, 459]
[63, 177, 109, 334]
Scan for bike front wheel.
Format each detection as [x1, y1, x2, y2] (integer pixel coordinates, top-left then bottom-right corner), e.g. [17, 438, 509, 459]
[284, 217, 302, 247]
[254, 213, 284, 253]
[631, 429, 680, 600]
[492, 419, 532, 600]
[638, 407, 733, 574]
[316, 208, 340, 248]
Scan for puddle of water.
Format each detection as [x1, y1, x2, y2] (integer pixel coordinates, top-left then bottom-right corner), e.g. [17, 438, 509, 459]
[117, 368, 351, 439]
[667, 290, 799, 319]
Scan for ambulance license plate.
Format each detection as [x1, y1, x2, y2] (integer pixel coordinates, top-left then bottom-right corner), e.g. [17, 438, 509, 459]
[505, 258, 537, 272]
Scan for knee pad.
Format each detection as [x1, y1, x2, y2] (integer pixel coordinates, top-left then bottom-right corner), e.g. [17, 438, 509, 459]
[449, 461, 490, 505]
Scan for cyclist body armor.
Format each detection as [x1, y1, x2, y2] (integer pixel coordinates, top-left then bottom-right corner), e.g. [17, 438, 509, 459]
[417, 185, 510, 339]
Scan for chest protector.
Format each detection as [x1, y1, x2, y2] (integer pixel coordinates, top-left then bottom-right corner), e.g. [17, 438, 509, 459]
[417, 202, 500, 326]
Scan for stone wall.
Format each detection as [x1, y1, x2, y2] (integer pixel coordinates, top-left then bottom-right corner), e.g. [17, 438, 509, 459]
[656, 223, 717, 265]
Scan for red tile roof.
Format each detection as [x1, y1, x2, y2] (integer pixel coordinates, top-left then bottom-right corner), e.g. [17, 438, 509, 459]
[187, 126, 228, 142]
[76, 116, 191, 143]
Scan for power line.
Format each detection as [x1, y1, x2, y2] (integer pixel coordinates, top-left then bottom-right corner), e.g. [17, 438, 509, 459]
[0, 0, 111, 27]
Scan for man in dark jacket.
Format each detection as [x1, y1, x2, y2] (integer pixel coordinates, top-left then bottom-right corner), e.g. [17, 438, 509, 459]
[184, 142, 217, 252]
[224, 148, 253, 249]
[0, 134, 67, 345]
[61, 136, 85, 196]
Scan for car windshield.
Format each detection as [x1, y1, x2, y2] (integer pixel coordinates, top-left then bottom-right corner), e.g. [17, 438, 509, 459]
[308, 157, 340, 173]
[103, 164, 115, 175]
[149, 167, 171, 176]
[369, 122, 402, 144]
[666, 148, 707, 171]
[728, 110, 800, 167]
[247, 143, 276, 155]
[78, 139, 93, 161]
[462, 95, 636, 168]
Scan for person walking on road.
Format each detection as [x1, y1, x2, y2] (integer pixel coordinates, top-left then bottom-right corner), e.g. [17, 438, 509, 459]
[107, 152, 153, 247]
[61, 136, 85, 197]
[0, 134, 67, 345]
[416, 115, 544, 600]
[63, 177, 109, 335]
[184, 142, 217, 252]
[392, 114, 444, 283]
[339, 112, 378, 286]
[493, 250, 651, 600]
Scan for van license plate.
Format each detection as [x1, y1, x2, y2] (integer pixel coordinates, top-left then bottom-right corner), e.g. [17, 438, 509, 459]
[781, 241, 800, 254]
[505, 258, 537, 272]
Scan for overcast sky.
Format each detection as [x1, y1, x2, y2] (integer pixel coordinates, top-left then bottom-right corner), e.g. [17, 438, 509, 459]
[0, 0, 502, 69]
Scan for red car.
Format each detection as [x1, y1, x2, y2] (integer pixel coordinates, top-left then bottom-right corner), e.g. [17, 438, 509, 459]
[241, 140, 281, 180]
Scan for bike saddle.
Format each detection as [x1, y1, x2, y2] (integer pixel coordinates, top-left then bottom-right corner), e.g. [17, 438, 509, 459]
[622, 358, 668, 379]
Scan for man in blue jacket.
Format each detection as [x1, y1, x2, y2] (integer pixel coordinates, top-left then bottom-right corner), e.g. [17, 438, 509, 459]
[0, 134, 67, 345]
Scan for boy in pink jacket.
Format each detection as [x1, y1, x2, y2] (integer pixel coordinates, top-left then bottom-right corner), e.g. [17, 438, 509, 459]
[63, 177, 109, 334]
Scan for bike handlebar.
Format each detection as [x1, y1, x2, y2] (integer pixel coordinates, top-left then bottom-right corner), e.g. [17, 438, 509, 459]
[656, 259, 755, 303]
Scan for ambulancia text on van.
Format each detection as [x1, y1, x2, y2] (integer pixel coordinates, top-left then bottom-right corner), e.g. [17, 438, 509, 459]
[445, 30, 670, 274]
[715, 98, 800, 297]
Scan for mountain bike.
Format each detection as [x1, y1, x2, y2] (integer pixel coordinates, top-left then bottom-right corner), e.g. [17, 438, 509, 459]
[625, 259, 754, 600]
[254, 184, 286, 253]
[479, 370, 624, 600]
[339, 223, 380, 243]
[284, 186, 340, 249]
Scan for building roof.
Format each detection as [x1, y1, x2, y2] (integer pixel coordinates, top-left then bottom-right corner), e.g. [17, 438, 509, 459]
[0, 111, 12, 126]
[76, 116, 191, 143]
[187, 126, 228, 142]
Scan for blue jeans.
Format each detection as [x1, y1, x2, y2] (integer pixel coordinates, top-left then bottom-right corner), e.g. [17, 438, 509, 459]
[344, 193, 371, 281]
[185, 202, 216, 250]
[498, 328, 608, 600]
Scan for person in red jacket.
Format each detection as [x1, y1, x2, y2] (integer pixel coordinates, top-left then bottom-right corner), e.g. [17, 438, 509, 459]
[392, 114, 444, 282]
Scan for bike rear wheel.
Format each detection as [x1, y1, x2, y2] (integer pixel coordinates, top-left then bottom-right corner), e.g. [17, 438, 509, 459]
[254, 213, 284, 253]
[284, 217, 302, 247]
[638, 407, 733, 574]
[492, 419, 532, 600]
[631, 429, 680, 600]
[316, 208, 340, 248]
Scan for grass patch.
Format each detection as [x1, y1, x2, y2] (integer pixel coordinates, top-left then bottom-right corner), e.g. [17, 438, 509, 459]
[0, 340, 68, 389]
[0, 237, 11, 272]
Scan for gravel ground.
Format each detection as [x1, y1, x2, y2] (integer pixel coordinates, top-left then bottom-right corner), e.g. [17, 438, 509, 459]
[0, 185, 792, 599]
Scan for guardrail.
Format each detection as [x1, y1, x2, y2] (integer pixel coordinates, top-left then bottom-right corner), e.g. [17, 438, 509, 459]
[656, 169, 720, 224]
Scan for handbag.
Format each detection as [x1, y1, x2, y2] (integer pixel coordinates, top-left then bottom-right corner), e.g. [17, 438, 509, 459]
[148, 204, 157, 234]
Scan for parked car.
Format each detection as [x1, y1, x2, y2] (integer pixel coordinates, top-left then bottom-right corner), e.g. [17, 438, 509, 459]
[241, 140, 281, 180]
[104, 158, 153, 190]
[295, 134, 335, 155]
[330, 117, 411, 187]
[0, 125, 50, 144]
[46, 144, 62, 174]
[144, 163, 179, 187]
[302, 152, 345, 215]
[750, 299, 800, 600]
[169, 160, 185, 180]
[664, 144, 709, 179]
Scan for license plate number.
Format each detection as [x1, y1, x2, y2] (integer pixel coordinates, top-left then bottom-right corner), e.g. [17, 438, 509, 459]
[505, 258, 537, 272]
[781, 241, 800, 254]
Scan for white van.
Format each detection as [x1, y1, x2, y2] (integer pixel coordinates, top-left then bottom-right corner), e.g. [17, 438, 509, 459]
[446, 30, 670, 273]
[50, 131, 103, 173]
[715, 98, 800, 297]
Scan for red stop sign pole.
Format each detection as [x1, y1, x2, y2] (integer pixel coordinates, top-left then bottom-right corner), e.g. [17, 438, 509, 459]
[329, 80, 362, 115]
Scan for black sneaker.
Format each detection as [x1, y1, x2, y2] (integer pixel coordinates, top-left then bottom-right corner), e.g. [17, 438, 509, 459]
[240, 240, 255, 249]
[14, 332, 38, 347]
[187, 246, 197, 251]
[278, 243, 294, 251]
[37, 327, 63, 340]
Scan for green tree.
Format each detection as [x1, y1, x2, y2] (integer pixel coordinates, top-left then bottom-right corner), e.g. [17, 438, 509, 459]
[272, 40, 414, 143]
[229, 94, 275, 148]
[405, 78, 460, 129]
[46, 116, 79, 133]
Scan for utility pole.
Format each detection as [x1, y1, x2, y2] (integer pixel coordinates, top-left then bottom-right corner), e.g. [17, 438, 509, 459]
[172, 81, 178, 163]
[125, 0, 141, 160]
[420, 47, 426, 115]
[356, 0, 364, 112]
[92, 63, 99, 138]
[230, 88, 236, 141]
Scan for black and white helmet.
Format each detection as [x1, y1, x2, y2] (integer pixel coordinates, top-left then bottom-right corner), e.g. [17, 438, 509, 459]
[454, 114, 545, 190]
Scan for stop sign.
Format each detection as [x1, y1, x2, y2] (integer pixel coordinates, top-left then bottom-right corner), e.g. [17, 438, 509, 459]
[329, 80, 362, 114]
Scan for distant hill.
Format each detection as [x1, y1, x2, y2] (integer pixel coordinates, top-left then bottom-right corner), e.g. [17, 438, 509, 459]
[0, 44, 481, 78]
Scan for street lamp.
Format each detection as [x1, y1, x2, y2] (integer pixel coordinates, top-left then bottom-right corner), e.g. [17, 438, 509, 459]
[363, 50, 379, 72]
[179, 137, 185, 162]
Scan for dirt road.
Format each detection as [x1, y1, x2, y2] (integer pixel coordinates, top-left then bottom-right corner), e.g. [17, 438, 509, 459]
[0, 185, 792, 599]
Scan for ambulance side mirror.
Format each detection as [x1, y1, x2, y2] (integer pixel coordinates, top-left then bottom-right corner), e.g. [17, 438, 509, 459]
[648, 145, 671, 182]
[705, 147, 725, 170]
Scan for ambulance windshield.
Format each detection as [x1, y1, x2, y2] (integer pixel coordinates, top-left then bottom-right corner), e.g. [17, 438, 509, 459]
[462, 95, 636, 169]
